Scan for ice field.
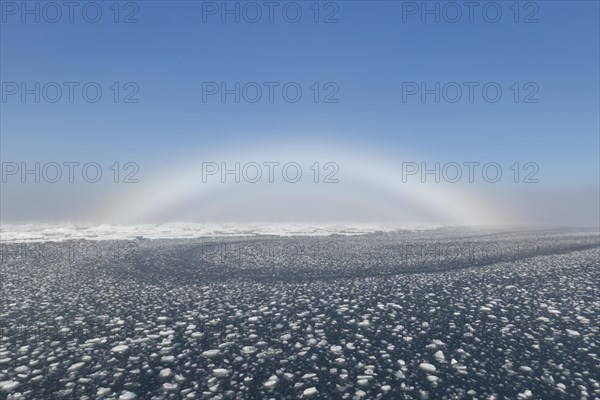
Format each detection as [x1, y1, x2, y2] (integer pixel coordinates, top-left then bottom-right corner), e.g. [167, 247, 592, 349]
[1, 228, 599, 399]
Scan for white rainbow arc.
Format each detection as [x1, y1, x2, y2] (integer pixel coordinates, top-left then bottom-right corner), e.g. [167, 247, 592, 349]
[95, 142, 513, 226]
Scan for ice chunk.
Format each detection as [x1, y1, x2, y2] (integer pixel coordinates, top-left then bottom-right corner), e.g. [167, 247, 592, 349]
[434, 350, 445, 363]
[68, 362, 86, 371]
[263, 376, 278, 389]
[111, 345, 129, 353]
[419, 363, 436, 373]
[201, 349, 221, 358]
[0, 380, 20, 392]
[241, 346, 257, 355]
[330, 345, 343, 354]
[213, 368, 229, 378]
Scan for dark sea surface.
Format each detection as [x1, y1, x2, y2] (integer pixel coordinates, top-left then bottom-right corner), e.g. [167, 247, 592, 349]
[1, 228, 599, 399]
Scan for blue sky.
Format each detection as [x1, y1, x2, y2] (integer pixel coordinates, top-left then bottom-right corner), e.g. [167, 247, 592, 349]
[1, 1, 599, 225]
